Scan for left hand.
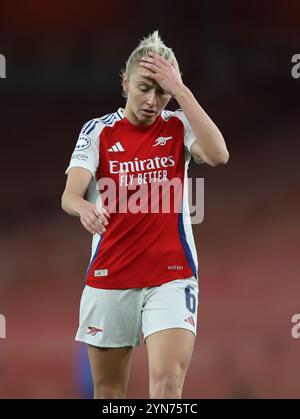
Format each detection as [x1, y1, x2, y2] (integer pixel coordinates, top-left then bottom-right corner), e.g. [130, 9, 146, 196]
[139, 52, 184, 97]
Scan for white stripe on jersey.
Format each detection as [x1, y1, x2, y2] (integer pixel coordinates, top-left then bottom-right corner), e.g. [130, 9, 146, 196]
[182, 155, 199, 274]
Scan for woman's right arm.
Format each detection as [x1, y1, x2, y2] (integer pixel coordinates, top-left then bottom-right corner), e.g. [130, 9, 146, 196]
[61, 167, 110, 235]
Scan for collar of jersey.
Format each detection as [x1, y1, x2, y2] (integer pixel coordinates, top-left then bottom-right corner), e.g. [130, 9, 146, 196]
[118, 108, 161, 131]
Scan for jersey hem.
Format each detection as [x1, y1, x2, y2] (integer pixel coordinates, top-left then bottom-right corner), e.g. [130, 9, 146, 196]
[85, 273, 196, 290]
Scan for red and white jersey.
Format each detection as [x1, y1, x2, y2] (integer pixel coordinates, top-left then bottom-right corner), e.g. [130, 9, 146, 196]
[66, 107, 204, 289]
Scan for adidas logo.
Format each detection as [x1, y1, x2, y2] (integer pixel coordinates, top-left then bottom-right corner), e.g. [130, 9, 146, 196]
[108, 141, 125, 152]
[184, 315, 195, 327]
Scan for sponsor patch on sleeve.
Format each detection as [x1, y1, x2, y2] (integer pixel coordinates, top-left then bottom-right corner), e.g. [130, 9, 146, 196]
[75, 135, 91, 151]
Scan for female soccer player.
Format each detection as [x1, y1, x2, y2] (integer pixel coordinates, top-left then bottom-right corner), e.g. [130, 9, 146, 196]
[61, 31, 229, 399]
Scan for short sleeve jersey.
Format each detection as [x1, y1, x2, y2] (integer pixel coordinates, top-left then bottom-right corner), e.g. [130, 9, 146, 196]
[66, 107, 204, 289]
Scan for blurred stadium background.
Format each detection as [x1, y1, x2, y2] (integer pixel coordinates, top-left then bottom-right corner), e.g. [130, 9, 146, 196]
[1, 0, 300, 398]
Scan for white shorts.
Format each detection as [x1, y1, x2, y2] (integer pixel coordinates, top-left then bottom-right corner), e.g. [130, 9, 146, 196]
[75, 277, 198, 348]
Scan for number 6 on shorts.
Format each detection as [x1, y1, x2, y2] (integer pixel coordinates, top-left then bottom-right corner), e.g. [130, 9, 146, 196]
[185, 285, 196, 313]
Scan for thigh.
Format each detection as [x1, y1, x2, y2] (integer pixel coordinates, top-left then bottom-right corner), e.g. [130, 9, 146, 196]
[146, 328, 196, 385]
[88, 344, 133, 394]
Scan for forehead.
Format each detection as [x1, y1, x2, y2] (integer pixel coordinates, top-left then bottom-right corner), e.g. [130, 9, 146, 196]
[130, 64, 156, 86]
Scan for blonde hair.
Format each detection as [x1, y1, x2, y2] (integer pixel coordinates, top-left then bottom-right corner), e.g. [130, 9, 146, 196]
[120, 30, 178, 97]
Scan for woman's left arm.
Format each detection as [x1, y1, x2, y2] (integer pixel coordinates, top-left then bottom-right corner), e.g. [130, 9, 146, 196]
[174, 85, 229, 166]
[140, 52, 229, 166]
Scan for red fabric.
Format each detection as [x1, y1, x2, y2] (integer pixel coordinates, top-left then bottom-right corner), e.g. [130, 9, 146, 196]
[86, 114, 194, 289]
